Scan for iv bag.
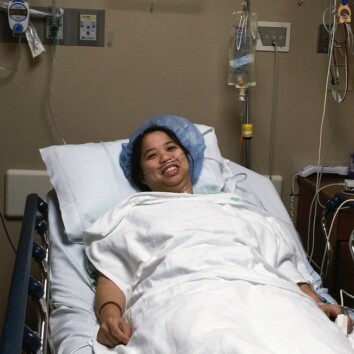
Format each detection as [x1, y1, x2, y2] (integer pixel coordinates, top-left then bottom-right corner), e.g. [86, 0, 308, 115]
[228, 10, 257, 92]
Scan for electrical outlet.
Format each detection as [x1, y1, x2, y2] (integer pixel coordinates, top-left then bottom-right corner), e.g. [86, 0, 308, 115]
[256, 21, 291, 52]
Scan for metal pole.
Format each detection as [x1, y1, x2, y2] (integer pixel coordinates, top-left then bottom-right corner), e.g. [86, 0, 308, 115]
[244, 0, 251, 169]
[244, 90, 251, 169]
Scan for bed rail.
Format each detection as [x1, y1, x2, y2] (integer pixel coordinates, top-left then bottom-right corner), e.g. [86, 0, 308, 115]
[0, 193, 51, 354]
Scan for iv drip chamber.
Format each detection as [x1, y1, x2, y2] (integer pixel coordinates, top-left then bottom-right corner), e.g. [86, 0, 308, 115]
[228, 10, 257, 96]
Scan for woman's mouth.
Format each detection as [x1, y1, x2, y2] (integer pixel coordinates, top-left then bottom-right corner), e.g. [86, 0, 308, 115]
[162, 165, 178, 175]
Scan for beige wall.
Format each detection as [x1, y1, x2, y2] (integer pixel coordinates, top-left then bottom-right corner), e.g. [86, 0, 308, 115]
[1, 0, 353, 332]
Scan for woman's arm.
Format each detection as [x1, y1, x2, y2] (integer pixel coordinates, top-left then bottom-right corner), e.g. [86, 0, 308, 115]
[298, 282, 353, 334]
[297, 282, 322, 303]
[95, 273, 132, 347]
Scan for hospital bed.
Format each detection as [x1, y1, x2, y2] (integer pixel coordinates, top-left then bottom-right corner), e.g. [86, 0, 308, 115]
[0, 124, 352, 353]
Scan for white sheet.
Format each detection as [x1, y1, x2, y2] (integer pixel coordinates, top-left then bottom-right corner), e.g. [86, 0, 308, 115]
[85, 193, 354, 353]
[47, 191, 96, 354]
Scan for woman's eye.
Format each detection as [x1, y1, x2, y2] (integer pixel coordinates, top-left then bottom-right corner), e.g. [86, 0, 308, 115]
[167, 145, 177, 151]
[146, 153, 156, 160]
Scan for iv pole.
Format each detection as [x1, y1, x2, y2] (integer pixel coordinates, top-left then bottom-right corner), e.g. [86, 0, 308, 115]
[228, 0, 255, 169]
[243, 0, 251, 169]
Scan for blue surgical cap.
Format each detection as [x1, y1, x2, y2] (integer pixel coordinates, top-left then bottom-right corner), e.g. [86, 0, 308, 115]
[119, 114, 206, 186]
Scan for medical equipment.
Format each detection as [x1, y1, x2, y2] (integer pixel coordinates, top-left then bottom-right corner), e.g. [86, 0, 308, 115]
[325, 192, 354, 212]
[8, 0, 29, 35]
[349, 154, 354, 179]
[350, 230, 354, 263]
[338, 0, 351, 24]
[319, 192, 354, 282]
[326, 0, 354, 103]
[25, 22, 45, 58]
[227, 1, 256, 169]
[227, 4, 257, 101]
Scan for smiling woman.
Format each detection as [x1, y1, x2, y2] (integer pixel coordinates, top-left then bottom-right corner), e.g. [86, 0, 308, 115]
[119, 115, 206, 190]
[85, 114, 353, 352]
[134, 129, 193, 193]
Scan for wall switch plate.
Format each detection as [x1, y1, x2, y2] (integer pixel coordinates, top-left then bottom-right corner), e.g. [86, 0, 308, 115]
[256, 21, 291, 52]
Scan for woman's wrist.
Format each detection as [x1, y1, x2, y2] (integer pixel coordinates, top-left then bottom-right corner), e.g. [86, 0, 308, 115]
[98, 301, 123, 320]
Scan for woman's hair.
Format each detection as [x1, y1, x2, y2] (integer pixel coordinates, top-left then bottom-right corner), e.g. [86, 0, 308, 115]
[130, 126, 192, 191]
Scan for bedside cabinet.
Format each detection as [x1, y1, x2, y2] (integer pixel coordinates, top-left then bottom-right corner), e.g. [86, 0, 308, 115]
[296, 175, 354, 304]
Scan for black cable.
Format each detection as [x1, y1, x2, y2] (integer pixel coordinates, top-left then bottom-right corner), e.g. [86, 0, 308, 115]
[0, 211, 16, 254]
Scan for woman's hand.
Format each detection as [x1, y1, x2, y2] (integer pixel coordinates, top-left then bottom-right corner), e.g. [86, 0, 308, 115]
[95, 274, 132, 347]
[97, 314, 132, 348]
[319, 303, 354, 334]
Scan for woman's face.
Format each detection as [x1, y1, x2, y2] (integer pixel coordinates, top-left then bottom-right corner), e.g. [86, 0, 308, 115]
[139, 130, 193, 193]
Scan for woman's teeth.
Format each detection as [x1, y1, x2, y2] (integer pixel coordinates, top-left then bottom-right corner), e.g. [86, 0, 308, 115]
[163, 166, 177, 174]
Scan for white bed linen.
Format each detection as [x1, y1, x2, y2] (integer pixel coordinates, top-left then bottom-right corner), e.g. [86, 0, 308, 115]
[48, 191, 96, 354]
[85, 192, 354, 354]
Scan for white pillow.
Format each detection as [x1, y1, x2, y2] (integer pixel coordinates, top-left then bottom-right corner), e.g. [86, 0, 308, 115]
[40, 124, 225, 242]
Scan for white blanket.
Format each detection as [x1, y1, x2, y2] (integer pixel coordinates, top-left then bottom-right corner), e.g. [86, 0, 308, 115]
[85, 193, 354, 353]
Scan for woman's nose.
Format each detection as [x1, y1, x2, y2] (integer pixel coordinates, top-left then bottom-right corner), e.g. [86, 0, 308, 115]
[160, 154, 172, 164]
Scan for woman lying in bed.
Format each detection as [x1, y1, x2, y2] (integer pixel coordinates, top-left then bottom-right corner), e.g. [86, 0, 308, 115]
[85, 115, 354, 353]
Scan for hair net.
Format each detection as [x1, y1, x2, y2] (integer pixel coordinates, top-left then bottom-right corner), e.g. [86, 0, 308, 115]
[119, 114, 206, 186]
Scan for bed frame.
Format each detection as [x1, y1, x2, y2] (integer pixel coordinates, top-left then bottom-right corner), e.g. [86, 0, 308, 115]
[0, 194, 51, 354]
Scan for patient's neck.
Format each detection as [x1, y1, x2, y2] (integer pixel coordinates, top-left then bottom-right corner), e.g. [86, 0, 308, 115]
[181, 185, 193, 194]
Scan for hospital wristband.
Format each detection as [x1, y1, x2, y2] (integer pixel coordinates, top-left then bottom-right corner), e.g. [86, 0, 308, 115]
[98, 301, 123, 318]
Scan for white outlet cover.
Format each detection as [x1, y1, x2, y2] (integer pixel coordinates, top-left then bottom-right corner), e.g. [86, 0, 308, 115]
[5, 169, 52, 217]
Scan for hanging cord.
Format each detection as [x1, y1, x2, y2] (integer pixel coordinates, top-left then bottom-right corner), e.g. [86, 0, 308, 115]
[330, 22, 351, 102]
[309, 106, 338, 255]
[306, 183, 345, 264]
[340, 289, 354, 307]
[0, 36, 22, 78]
[0, 211, 16, 254]
[308, 1, 341, 265]
[311, 0, 337, 247]
[268, 40, 279, 178]
[290, 173, 299, 224]
[320, 198, 354, 279]
[47, 2, 66, 145]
